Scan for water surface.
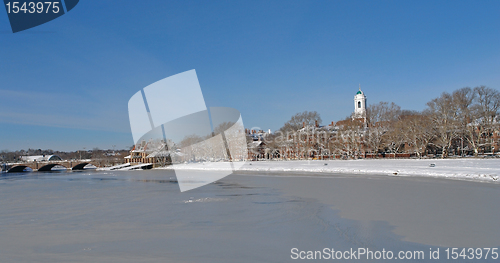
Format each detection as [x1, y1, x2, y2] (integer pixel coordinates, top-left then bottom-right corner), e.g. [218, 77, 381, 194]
[0, 170, 498, 262]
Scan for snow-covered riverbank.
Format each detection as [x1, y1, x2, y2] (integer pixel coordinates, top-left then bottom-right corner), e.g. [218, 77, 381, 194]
[158, 158, 500, 183]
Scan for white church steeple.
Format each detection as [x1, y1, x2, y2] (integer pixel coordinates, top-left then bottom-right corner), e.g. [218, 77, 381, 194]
[353, 84, 366, 121]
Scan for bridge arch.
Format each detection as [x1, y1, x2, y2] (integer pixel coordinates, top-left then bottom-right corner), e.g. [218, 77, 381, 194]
[72, 162, 90, 170]
[38, 163, 68, 172]
[7, 165, 31, 173]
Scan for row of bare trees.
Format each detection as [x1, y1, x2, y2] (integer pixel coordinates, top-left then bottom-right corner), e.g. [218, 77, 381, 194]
[259, 86, 499, 159]
[426, 86, 500, 157]
[363, 86, 499, 158]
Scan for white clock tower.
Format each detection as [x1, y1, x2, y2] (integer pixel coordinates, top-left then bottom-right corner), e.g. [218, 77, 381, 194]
[353, 84, 366, 120]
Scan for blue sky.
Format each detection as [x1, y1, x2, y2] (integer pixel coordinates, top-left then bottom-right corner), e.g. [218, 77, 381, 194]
[1, 0, 499, 151]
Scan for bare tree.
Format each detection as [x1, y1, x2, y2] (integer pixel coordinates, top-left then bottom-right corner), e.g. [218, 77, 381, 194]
[452, 87, 478, 156]
[472, 86, 500, 154]
[365, 102, 401, 156]
[279, 111, 322, 133]
[425, 92, 461, 158]
[333, 118, 364, 159]
[384, 120, 406, 158]
[398, 112, 435, 158]
[449, 86, 500, 156]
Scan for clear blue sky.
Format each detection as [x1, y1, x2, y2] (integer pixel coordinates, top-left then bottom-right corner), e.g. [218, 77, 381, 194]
[1, 0, 499, 151]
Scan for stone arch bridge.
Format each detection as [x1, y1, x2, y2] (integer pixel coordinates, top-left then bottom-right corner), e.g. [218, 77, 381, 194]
[5, 160, 99, 173]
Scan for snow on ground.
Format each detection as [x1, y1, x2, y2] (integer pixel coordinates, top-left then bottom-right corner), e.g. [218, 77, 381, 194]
[159, 158, 500, 183]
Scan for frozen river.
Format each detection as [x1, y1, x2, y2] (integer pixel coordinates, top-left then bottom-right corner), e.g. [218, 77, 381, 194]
[0, 170, 499, 262]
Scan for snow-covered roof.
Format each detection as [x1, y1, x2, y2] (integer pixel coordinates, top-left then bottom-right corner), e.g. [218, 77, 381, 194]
[20, 155, 62, 162]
